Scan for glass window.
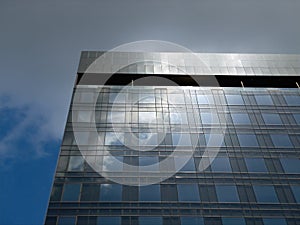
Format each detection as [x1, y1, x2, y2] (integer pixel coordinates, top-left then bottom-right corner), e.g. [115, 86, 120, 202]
[231, 113, 251, 124]
[284, 95, 300, 106]
[57, 217, 76, 225]
[97, 216, 121, 225]
[108, 111, 125, 123]
[62, 184, 80, 201]
[253, 185, 278, 202]
[205, 133, 224, 147]
[168, 94, 185, 104]
[170, 112, 188, 124]
[210, 157, 232, 172]
[81, 184, 99, 201]
[226, 95, 244, 105]
[139, 112, 156, 124]
[293, 113, 300, 124]
[139, 217, 162, 225]
[197, 94, 210, 104]
[291, 186, 300, 203]
[138, 132, 158, 146]
[105, 132, 124, 145]
[80, 92, 94, 103]
[222, 218, 246, 225]
[100, 184, 122, 201]
[215, 185, 239, 202]
[262, 113, 282, 125]
[139, 157, 159, 171]
[103, 156, 123, 171]
[280, 158, 300, 173]
[200, 112, 219, 124]
[77, 110, 92, 122]
[245, 158, 267, 172]
[270, 134, 293, 148]
[139, 185, 161, 201]
[181, 217, 204, 225]
[237, 134, 258, 147]
[172, 133, 192, 146]
[177, 184, 200, 202]
[68, 156, 84, 171]
[263, 218, 287, 225]
[176, 157, 195, 172]
[109, 92, 126, 103]
[255, 95, 273, 105]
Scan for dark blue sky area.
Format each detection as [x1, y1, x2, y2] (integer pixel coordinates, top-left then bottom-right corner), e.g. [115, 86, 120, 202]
[0, 0, 300, 224]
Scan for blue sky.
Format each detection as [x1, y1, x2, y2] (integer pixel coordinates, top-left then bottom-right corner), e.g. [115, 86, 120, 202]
[0, 0, 300, 224]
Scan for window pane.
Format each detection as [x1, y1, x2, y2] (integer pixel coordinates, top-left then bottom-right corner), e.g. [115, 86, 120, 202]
[68, 156, 84, 171]
[253, 185, 278, 202]
[226, 95, 244, 105]
[105, 132, 124, 145]
[97, 216, 121, 225]
[100, 184, 122, 201]
[170, 112, 187, 124]
[245, 158, 267, 172]
[138, 133, 158, 146]
[103, 156, 123, 171]
[271, 134, 293, 148]
[210, 157, 232, 172]
[280, 158, 300, 173]
[263, 218, 287, 225]
[262, 113, 282, 124]
[139, 185, 161, 201]
[168, 94, 185, 104]
[177, 184, 200, 202]
[284, 95, 300, 106]
[181, 217, 204, 225]
[216, 185, 239, 202]
[255, 95, 273, 105]
[139, 157, 159, 171]
[176, 157, 195, 172]
[291, 186, 300, 203]
[201, 113, 219, 124]
[108, 111, 125, 123]
[109, 92, 126, 103]
[172, 133, 192, 146]
[293, 114, 300, 124]
[81, 184, 99, 201]
[139, 112, 156, 123]
[197, 95, 210, 104]
[231, 113, 251, 124]
[139, 217, 162, 225]
[62, 184, 80, 201]
[237, 134, 258, 147]
[222, 218, 246, 225]
[57, 217, 76, 225]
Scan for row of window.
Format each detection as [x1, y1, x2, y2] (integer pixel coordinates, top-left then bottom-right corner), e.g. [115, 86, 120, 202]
[66, 155, 300, 174]
[78, 90, 300, 107]
[46, 215, 291, 225]
[51, 183, 300, 204]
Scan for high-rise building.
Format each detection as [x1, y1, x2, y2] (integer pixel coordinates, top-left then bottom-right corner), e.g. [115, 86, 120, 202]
[45, 51, 300, 225]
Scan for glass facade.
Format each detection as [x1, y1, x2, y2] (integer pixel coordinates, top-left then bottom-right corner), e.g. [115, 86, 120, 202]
[45, 52, 300, 225]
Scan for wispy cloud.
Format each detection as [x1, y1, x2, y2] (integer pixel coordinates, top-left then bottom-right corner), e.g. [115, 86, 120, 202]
[0, 95, 62, 168]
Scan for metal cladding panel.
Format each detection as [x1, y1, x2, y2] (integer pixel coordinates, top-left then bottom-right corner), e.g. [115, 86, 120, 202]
[78, 51, 300, 76]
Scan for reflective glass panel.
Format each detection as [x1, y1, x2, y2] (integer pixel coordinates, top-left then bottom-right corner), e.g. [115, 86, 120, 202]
[263, 218, 287, 225]
[210, 157, 232, 172]
[139, 217, 162, 225]
[215, 185, 239, 202]
[108, 111, 125, 123]
[109, 92, 126, 103]
[139, 157, 159, 171]
[262, 113, 282, 124]
[255, 95, 273, 105]
[222, 218, 246, 225]
[68, 156, 84, 171]
[57, 217, 76, 225]
[280, 158, 300, 173]
[253, 185, 278, 202]
[226, 95, 244, 105]
[139, 185, 161, 201]
[284, 95, 300, 106]
[201, 113, 219, 124]
[172, 133, 192, 146]
[270, 134, 293, 148]
[138, 132, 158, 146]
[231, 113, 251, 124]
[97, 216, 121, 225]
[293, 113, 300, 124]
[245, 158, 267, 172]
[237, 134, 258, 147]
[177, 184, 200, 202]
[105, 132, 124, 145]
[181, 217, 204, 225]
[139, 112, 156, 124]
[170, 112, 188, 124]
[291, 186, 300, 203]
[62, 184, 80, 201]
[103, 156, 123, 171]
[100, 184, 122, 201]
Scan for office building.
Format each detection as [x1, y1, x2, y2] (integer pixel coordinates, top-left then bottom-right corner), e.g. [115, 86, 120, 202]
[45, 51, 300, 225]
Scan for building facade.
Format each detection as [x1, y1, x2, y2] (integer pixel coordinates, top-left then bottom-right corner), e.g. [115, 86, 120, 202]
[45, 52, 300, 225]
